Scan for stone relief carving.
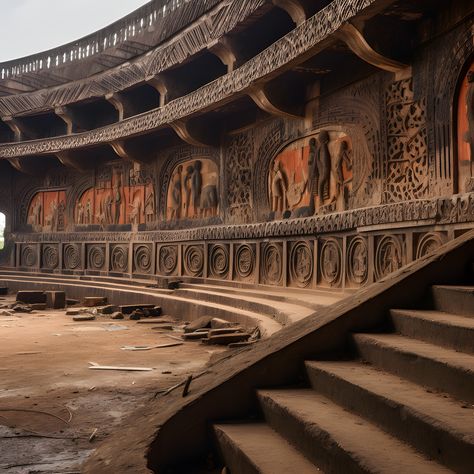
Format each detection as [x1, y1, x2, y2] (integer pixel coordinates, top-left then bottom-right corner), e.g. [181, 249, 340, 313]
[110, 245, 129, 273]
[20, 244, 37, 267]
[415, 232, 447, 259]
[158, 245, 178, 276]
[268, 132, 354, 219]
[167, 158, 219, 221]
[383, 78, 429, 203]
[63, 244, 81, 270]
[87, 245, 106, 271]
[320, 238, 342, 286]
[375, 235, 404, 280]
[209, 244, 230, 279]
[183, 245, 204, 277]
[133, 244, 153, 274]
[347, 236, 368, 285]
[234, 244, 255, 280]
[261, 243, 283, 286]
[42, 244, 59, 270]
[289, 241, 313, 288]
[27, 191, 67, 232]
[457, 60, 474, 192]
[226, 133, 253, 224]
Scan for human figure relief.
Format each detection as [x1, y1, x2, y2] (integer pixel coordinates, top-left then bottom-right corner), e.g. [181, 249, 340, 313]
[464, 71, 474, 177]
[335, 139, 353, 209]
[129, 193, 141, 226]
[113, 180, 122, 224]
[169, 166, 183, 220]
[286, 150, 308, 209]
[183, 165, 193, 217]
[200, 173, 219, 218]
[191, 160, 203, 218]
[33, 198, 42, 227]
[270, 160, 287, 214]
[104, 194, 113, 224]
[85, 199, 92, 225]
[76, 202, 84, 225]
[144, 179, 155, 224]
[314, 131, 331, 206]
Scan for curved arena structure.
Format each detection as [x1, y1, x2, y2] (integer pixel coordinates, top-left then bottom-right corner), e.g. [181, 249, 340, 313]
[1, 0, 474, 472]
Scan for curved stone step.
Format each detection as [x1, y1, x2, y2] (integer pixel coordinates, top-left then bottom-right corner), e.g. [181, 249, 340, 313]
[174, 287, 314, 325]
[180, 282, 344, 309]
[432, 285, 474, 316]
[0, 273, 282, 336]
[258, 389, 449, 474]
[353, 333, 474, 403]
[390, 309, 474, 353]
[213, 423, 322, 474]
[305, 360, 474, 473]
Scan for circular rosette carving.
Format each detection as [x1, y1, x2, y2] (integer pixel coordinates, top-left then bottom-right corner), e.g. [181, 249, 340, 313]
[42, 245, 59, 270]
[209, 245, 229, 278]
[134, 244, 153, 274]
[261, 243, 282, 285]
[87, 246, 105, 271]
[289, 241, 313, 288]
[375, 235, 403, 280]
[111, 246, 128, 273]
[184, 245, 204, 277]
[235, 244, 255, 279]
[159, 246, 178, 276]
[347, 237, 368, 285]
[63, 244, 81, 270]
[320, 238, 342, 286]
[416, 233, 446, 259]
[21, 245, 37, 267]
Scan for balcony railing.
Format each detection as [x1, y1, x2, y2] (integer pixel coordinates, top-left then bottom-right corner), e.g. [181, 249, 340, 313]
[0, 0, 193, 80]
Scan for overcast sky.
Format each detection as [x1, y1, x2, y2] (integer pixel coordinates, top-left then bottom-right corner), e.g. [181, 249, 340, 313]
[0, 0, 151, 62]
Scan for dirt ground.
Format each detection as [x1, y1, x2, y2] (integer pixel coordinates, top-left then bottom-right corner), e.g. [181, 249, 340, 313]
[0, 295, 226, 473]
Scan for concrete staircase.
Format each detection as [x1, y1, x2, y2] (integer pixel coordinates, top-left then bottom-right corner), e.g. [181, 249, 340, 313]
[213, 283, 474, 473]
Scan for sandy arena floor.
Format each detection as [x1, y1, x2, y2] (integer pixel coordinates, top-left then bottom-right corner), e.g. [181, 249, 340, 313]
[0, 295, 225, 473]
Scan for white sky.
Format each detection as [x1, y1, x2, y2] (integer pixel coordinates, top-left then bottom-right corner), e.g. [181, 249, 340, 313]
[0, 0, 151, 62]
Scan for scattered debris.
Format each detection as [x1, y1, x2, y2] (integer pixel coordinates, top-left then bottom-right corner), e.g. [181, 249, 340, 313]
[66, 298, 80, 306]
[111, 311, 124, 320]
[89, 428, 98, 442]
[136, 318, 174, 325]
[119, 304, 157, 315]
[15, 351, 42, 356]
[30, 303, 47, 311]
[208, 328, 244, 336]
[88, 362, 153, 372]
[0, 310, 14, 316]
[228, 341, 258, 349]
[98, 305, 116, 315]
[121, 342, 183, 351]
[184, 316, 213, 333]
[210, 318, 240, 329]
[16, 291, 46, 304]
[129, 310, 142, 321]
[182, 375, 193, 397]
[103, 324, 128, 332]
[45, 291, 66, 309]
[203, 333, 251, 345]
[73, 314, 96, 322]
[83, 296, 108, 307]
[183, 331, 210, 340]
[66, 309, 80, 316]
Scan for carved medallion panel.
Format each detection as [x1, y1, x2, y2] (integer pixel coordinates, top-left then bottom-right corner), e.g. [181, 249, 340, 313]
[158, 245, 178, 276]
[133, 244, 153, 275]
[110, 245, 129, 273]
[20, 244, 38, 268]
[63, 244, 81, 270]
[41, 244, 59, 270]
[234, 244, 256, 282]
[261, 242, 283, 286]
[375, 235, 404, 280]
[319, 238, 342, 287]
[208, 244, 230, 279]
[289, 241, 313, 288]
[183, 244, 204, 277]
[346, 236, 368, 286]
[87, 244, 106, 271]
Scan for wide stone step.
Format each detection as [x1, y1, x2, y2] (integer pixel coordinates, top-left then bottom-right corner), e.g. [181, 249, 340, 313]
[258, 389, 449, 474]
[389, 309, 474, 353]
[432, 285, 474, 316]
[305, 360, 474, 473]
[213, 423, 321, 474]
[353, 333, 474, 403]
[174, 287, 312, 325]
